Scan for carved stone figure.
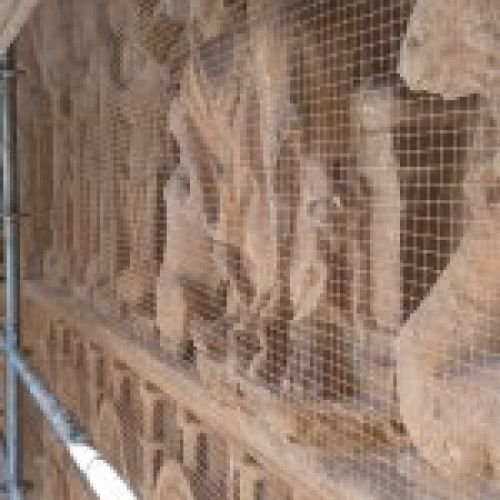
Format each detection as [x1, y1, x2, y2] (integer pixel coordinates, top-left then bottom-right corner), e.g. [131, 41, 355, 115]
[115, 56, 168, 311]
[42, 87, 74, 287]
[155, 0, 366, 396]
[156, 127, 220, 355]
[350, 86, 402, 411]
[156, 3, 286, 372]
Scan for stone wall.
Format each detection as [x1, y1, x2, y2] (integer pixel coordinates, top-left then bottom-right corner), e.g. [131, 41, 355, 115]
[12, 0, 500, 498]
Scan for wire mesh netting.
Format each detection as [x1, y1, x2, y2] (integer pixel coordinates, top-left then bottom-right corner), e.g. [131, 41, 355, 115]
[12, 0, 500, 498]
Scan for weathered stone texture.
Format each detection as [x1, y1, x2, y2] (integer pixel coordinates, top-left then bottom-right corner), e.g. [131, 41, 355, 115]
[14, 0, 500, 498]
[399, 0, 500, 100]
[398, 0, 500, 481]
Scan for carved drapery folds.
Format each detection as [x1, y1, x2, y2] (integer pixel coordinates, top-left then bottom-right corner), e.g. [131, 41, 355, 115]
[156, 0, 364, 397]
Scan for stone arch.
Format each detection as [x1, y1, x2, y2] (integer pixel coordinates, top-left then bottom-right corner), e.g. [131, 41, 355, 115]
[151, 460, 194, 500]
[96, 399, 128, 478]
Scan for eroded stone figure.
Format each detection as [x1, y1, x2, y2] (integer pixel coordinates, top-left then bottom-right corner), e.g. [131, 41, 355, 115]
[397, 0, 500, 480]
[115, 56, 168, 311]
[156, 0, 365, 396]
[156, 0, 285, 376]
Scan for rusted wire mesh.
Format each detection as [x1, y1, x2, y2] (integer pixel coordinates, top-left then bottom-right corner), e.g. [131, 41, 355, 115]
[14, 0, 500, 498]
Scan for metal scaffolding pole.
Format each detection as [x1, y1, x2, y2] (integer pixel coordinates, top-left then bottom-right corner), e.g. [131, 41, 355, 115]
[2, 342, 139, 500]
[1, 46, 22, 500]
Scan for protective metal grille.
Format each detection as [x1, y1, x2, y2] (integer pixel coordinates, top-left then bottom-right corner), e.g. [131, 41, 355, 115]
[15, 0, 500, 498]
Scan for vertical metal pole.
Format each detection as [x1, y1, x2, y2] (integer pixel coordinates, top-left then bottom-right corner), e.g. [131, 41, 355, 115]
[2, 46, 22, 500]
